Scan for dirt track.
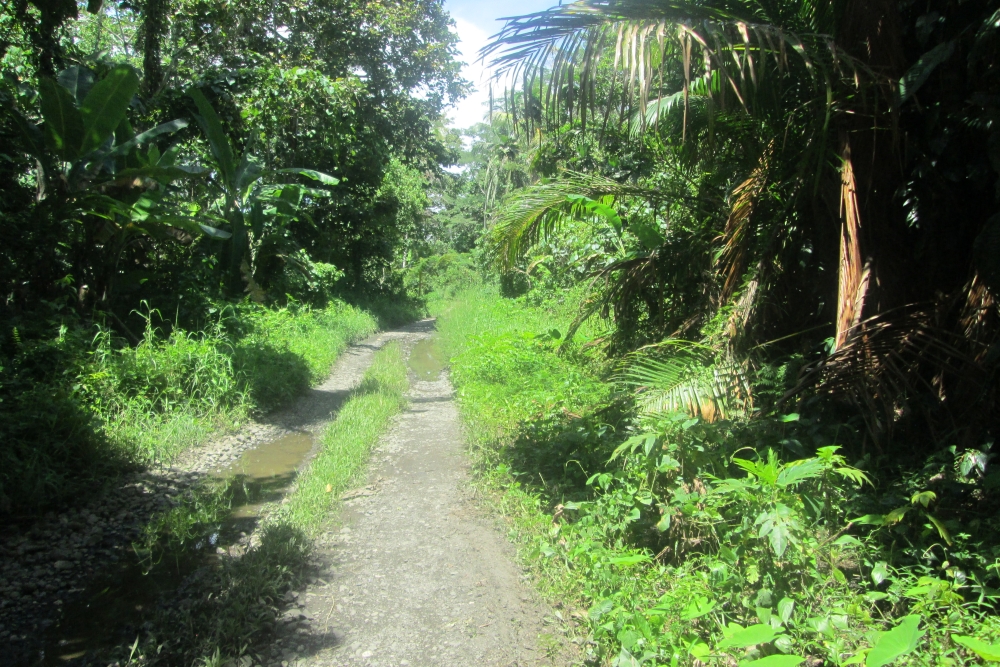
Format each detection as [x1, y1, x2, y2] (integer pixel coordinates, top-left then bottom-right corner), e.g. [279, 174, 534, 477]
[262, 320, 570, 667]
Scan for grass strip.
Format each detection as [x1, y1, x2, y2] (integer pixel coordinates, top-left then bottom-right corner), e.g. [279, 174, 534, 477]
[284, 340, 408, 531]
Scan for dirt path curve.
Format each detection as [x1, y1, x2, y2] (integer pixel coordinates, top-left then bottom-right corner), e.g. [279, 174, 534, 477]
[268, 320, 567, 667]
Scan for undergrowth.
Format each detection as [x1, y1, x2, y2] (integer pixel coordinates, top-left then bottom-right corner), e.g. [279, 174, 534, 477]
[0, 300, 377, 516]
[435, 285, 1000, 667]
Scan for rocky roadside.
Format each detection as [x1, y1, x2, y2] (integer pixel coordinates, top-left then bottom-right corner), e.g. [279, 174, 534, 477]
[0, 329, 403, 666]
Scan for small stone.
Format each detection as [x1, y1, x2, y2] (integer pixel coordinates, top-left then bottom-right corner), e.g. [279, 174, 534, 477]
[361, 650, 372, 658]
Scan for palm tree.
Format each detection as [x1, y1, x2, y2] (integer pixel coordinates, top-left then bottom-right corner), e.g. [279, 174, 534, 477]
[482, 0, 1000, 448]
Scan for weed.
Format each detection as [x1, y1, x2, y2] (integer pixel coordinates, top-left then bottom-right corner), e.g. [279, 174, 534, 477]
[0, 300, 377, 516]
[285, 341, 408, 530]
[437, 287, 1000, 666]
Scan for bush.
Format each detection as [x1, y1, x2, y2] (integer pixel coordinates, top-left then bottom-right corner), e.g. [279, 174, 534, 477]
[0, 300, 377, 516]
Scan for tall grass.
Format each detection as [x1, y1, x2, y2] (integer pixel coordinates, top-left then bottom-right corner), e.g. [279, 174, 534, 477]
[436, 287, 1000, 666]
[434, 283, 610, 446]
[0, 300, 377, 515]
[284, 342, 408, 530]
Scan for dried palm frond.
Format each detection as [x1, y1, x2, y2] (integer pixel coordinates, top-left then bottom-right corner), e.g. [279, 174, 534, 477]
[834, 137, 869, 351]
[783, 307, 987, 442]
[717, 141, 774, 302]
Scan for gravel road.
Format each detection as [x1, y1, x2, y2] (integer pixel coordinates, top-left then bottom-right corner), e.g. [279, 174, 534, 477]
[261, 320, 571, 667]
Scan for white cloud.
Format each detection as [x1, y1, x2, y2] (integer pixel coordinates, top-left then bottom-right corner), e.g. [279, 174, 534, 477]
[447, 17, 493, 131]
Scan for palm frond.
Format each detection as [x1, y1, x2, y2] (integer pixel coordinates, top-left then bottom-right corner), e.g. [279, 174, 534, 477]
[834, 137, 868, 351]
[783, 307, 987, 442]
[482, 0, 866, 140]
[717, 140, 773, 302]
[489, 171, 688, 270]
[619, 339, 753, 421]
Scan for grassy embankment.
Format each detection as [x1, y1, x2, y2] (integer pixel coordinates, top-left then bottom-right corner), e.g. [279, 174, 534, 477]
[434, 284, 1000, 666]
[123, 341, 409, 665]
[1, 301, 377, 515]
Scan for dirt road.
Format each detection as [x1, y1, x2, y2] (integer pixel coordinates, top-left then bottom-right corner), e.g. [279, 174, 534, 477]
[262, 320, 567, 667]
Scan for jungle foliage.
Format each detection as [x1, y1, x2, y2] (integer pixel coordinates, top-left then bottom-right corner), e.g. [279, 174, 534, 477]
[1, 0, 464, 514]
[425, 0, 1000, 663]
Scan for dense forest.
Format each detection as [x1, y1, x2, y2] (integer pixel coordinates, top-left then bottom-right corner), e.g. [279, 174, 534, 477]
[4, 0, 1000, 664]
[1, 0, 462, 511]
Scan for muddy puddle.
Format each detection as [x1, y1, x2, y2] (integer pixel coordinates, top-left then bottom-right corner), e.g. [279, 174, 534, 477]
[42, 432, 317, 665]
[408, 337, 445, 381]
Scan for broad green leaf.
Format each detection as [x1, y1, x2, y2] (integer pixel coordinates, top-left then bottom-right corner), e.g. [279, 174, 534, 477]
[740, 656, 805, 667]
[79, 66, 140, 156]
[884, 506, 910, 525]
[899, 41, 955, 101]
[279, 168, 340, 186]
[189, 88, 236, 186]
[755, 504, 799, 558]
[235, 151, 264, 195]
[616, 647, 641, 667]
[629, 220, 664, 249]
[608, 554, 650, 566]
[39, 77, 84, 159]
[777, 597, 795, 624]
[718, 624, 780, 649]
[198, 223, 232, 239]
[109, 119, 189, 157]
[680, 596, 715, 620]
[952, 635, 1000, 661]
[866, 615, 924, 667]
[57, 66, 95, 102]
[689, 642, 710, 658]
[587, 598, 613, 622]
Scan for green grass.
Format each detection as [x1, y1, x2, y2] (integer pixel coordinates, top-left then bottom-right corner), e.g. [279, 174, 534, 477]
[117, 341, 409, 666]
[0, 300, 378, 515]
[434, 286, 1000, 667]
[284, 341, 408, 530]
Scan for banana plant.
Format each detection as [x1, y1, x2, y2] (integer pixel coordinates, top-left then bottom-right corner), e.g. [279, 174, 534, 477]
[8, 64, 225, 241]
[188, 88, 339, 298]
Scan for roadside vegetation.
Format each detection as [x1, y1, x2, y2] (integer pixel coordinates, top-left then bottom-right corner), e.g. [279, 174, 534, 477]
[115, 342, 408, 665]
[1, 0, 462, 518]
[437, 279, 1000, 666]
[419, 0, 1000, 662]
[3, 301, 377, 515]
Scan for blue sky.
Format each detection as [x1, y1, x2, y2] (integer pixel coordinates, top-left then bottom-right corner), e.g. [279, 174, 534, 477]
[443, 0, 557, 129]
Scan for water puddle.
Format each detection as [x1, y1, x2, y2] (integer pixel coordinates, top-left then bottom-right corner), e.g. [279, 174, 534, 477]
[222, 431, 315, 521]
[42, 431, 317, 665]
[408, 337, 445, 381]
